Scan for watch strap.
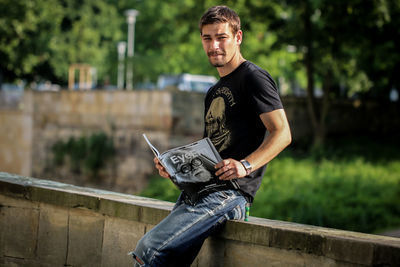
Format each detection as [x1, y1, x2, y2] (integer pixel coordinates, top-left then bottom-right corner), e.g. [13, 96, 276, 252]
[240, 159, 252, 176]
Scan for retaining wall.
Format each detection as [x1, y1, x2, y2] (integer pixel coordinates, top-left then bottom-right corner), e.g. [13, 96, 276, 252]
[1, 172, 399, 267]
[0, 91, 399, 195]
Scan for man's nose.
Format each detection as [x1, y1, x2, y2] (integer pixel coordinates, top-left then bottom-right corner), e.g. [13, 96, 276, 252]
[212, 40, 220, 49]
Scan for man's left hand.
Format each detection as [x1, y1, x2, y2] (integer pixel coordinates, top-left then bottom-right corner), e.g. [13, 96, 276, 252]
[215, 158, 247, 180]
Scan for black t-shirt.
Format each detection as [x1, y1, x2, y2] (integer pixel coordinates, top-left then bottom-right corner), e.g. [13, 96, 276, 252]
[204, 61, 283, 202]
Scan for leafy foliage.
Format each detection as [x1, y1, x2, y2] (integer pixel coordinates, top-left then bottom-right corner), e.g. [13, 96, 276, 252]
[2, 0, 399, 96]
[0, 0, 63, 81]
[49, 0, 123, 82]
[140, 174, 181, 203]
[253, 156, 400, 233]
[0, 0, 122, 85]
[51, 132, 115, 178]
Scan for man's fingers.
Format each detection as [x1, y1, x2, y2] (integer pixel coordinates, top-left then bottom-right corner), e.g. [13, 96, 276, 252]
[153, 157, 170, 178]
[159, 170, 170, 179]
[215, 158, 247, 179]
[215, 159, 230, 169]
[216, 165, 232, 176]
[219, 169, 237, 180]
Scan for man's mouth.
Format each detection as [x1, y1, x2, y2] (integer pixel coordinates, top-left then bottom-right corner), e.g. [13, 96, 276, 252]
[208, 52, 225, 57]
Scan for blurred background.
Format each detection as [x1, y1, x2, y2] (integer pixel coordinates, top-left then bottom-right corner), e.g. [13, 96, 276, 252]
[0, 0, 399, 236]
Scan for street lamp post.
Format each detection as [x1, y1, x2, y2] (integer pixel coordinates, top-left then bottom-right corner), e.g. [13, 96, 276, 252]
[117, 41, 126, 89]
[125, 9, 139, 90]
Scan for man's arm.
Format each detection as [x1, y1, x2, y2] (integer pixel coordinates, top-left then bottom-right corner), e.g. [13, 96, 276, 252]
[215, 109, 292, 180]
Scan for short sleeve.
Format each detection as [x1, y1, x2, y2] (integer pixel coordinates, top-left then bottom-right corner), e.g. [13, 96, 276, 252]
[245, 69, 283, 115]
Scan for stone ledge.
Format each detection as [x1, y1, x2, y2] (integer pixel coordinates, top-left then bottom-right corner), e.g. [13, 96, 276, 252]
[1, 172, 399, 266]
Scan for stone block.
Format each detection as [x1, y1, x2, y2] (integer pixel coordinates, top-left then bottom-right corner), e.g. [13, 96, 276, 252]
[0, 193, 37, 208]
[0, 197, 39, 259]
[36, 203, 69, 265]
[29, 186, 100, 211]
[269, 227, 324, 255]
[221, 220, 271, 246]
[323, 237, 374, 265]
[372, 243, 400, 266]
[66, 208, 104, 266]
[223, 241, 310, 267]
[194, 237, 225, 267]
[102, 216, 146, 267]
[99, 198, 141, 222]
[0, 256, 28, 267]
[140, 206, 171, 225]
[0, 256, 57, 267]
[0, 178, 29, 199]
[224, 241, 296, 266]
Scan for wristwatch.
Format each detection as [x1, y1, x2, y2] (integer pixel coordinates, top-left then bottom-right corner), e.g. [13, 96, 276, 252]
[240, 159, 252, 176]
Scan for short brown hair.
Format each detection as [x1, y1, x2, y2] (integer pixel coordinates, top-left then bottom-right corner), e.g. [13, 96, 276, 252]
[199, 6, 241, 35]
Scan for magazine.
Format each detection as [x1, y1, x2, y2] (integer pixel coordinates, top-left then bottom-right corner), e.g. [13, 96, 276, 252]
[143, 134, 240, 204]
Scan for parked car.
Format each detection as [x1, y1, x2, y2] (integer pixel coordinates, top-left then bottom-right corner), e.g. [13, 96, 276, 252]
[31, 81, 61, 91]
[157, 73, 217, 93]
[0, 82, 24, 107]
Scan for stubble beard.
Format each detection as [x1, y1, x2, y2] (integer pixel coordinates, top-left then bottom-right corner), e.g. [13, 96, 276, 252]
[208, 51, 226, 68]
[211, 62, 225, 68]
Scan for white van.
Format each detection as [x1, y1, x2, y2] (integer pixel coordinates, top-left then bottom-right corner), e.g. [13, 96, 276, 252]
[157, 73, 217, 93]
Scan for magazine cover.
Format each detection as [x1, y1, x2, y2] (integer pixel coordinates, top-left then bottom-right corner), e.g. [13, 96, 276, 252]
[143, 134, 239, 203]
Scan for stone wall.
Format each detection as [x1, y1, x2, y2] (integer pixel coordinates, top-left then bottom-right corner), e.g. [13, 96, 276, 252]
[0, 91, 398, 195]
[0, 110, 32, 177]
[0, 90, 206, 194]
[30, 91, 175, 192]
[1, 172, 399, 266]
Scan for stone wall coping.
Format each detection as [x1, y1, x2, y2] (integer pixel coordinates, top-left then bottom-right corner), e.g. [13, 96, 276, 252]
[1, 172, 399, 266]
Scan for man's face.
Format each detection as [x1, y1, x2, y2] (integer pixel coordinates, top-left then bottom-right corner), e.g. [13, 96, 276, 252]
[201, 22, 242, 68]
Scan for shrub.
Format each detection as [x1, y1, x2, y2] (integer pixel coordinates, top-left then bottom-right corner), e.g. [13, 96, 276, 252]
[252, 155, 400, 233]
[140, 174, 180, 203]
[51, 132, 115, 179]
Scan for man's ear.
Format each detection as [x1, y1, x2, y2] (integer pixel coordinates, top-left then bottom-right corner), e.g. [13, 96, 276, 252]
[236, 30, 243, 45]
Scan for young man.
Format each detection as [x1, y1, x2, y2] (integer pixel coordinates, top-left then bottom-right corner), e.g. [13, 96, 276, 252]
[131, 6, 291, 266]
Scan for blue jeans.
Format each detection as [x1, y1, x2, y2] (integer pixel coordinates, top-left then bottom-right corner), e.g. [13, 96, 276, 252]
[130, 189, 246, 267]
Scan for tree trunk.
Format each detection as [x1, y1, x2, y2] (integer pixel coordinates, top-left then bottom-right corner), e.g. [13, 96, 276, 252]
[303, 0, 321, 148]
[302, 0, 334, 149]
[319, 70, 333, 145]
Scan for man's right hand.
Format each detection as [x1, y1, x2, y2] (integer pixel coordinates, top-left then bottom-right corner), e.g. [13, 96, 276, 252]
[154, 157, 171, 179]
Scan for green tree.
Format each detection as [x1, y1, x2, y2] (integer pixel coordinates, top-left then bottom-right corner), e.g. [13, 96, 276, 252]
[116, 0, 218, 83]
[264, 0, 400, 146]
[0, 0, 123, 86]
[0, 0, 63, 83]
[2, 0, 399, 107]
[49, 0, 123, 85]
[116, 0, 301, 87]
[348, 0, 400, 100]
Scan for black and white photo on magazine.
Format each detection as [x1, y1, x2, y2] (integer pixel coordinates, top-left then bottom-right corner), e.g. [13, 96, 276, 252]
[142, 133, 239, 204]
[161, 147, 218, 184]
